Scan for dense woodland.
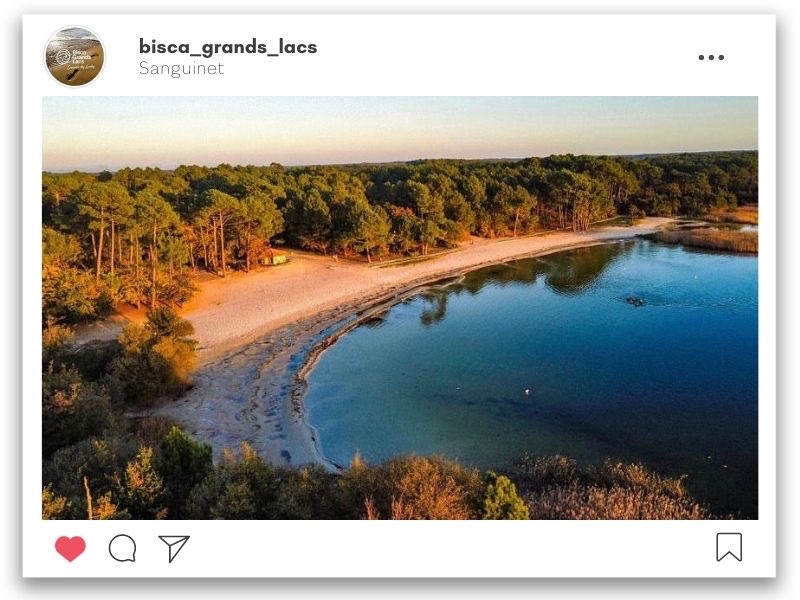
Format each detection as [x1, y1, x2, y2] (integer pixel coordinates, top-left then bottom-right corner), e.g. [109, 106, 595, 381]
[42, 151, 757, 324]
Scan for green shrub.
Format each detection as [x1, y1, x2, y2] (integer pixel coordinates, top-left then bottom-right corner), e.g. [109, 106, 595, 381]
[42, 366, 113, 457]
[185, 443, 282, 520]
[107, 308, 198, 405]
[43, 434, 135, 519]
[42, 320, 74, 367]
[274, 465, 340, 519]
[482, 471, 529, 520]
[211, 481, 257, 519]
[158, 273, 199, 307]
[351, 454, 483, 520]
[145, 306, 196, 339]
[337, 452, 380, 518]
[42, 485, 71, 520]
[118, 447, 167, 519]
[159, 426, 212, 518]
[42, 265, 113, 323]
[68, 340, 122, 381]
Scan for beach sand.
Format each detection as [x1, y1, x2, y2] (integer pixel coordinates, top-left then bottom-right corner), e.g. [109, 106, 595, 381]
[101, 218, 672, 466]
[48, 44, 104, 85]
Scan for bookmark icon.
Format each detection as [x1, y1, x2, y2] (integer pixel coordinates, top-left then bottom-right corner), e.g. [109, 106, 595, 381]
[158, 535, 190, 563]
[716, 533, 742, 562]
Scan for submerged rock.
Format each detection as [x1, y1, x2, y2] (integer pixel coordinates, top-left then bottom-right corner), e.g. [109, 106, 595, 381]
[626, 296, 646, 307]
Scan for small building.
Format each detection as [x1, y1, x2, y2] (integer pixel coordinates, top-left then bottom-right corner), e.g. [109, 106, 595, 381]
[262, 250, 289, 266]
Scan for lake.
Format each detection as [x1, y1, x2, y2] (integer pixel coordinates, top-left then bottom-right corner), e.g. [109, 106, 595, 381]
[303, 239, 759, 517]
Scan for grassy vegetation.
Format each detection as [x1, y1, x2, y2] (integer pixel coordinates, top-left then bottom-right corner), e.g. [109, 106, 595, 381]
[511, 455, 712, 520]
[705, 204, 759, 225]
[651, 228, 758, 254]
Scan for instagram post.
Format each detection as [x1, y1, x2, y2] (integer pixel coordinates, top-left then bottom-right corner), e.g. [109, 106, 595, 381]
[22, 14, 775, 578]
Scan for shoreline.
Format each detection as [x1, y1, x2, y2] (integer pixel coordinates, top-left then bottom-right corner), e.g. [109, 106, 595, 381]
[288, 238, 643, 469]
[130, 218, 674, 466]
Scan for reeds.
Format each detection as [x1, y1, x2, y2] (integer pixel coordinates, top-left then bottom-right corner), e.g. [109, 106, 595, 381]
[652, 228, 758, 254]
[705, 204, 759, 225]
[513, 455, 712, 520]
[525, 483, 709, 520]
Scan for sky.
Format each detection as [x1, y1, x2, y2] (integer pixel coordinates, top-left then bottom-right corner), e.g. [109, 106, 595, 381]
[42, 96, 758, 172]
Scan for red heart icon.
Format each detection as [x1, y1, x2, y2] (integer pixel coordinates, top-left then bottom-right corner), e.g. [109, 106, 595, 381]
[55, 536, 86, 562]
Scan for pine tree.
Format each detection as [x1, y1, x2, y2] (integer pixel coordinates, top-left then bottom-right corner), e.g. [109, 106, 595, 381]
[482, 471, 529, 520]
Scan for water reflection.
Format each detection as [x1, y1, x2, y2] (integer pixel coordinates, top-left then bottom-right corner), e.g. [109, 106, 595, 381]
[418, 242, 630, 325]
[537, 242, 628, 296]
[419, 293, 449, 327]
[305, 239, 758, 516]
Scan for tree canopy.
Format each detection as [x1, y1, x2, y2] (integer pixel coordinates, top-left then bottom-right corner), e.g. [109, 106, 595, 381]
[42, 151, 757, 323]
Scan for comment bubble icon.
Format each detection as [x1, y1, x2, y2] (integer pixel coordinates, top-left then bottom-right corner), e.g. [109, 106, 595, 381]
[108, 534, 137, 562]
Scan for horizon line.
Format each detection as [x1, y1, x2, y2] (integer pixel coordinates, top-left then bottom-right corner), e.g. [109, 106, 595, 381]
[42, 148, 759, 174]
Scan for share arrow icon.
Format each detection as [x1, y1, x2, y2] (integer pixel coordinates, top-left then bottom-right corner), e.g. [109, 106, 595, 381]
[158, 535, 190, 563]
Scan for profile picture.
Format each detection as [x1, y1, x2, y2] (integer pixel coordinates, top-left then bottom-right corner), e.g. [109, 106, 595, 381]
[44, 26, 104, 86]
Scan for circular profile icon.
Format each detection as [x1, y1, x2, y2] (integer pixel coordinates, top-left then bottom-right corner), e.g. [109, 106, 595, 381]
[44, 26, 104, 86]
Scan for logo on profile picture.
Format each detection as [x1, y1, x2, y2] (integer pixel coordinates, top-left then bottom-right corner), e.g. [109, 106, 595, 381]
[44, 26, 104, 86]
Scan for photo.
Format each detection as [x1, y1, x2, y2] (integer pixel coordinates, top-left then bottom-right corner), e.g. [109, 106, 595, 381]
[44, 26, 104, 86]
[41, 96, 758, 521]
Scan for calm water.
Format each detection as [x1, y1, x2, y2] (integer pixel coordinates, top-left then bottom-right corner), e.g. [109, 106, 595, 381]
[304, 240, 759, 516]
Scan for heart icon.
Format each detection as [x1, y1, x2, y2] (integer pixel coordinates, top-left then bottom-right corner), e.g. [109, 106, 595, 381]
[55, 536, 86, 562]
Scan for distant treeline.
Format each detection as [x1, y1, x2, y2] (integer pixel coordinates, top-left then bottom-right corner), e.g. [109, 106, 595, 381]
[42, 151, 757, 323]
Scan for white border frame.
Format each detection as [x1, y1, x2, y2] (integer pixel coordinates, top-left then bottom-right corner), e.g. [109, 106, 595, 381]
[22, 14, 776, 578]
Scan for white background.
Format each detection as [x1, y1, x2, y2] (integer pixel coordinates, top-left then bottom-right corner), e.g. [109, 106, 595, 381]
[3, 0, 799, 598]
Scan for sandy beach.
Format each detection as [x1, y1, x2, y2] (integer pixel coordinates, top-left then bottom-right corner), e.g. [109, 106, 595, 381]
[47, 44, 104, 86]
[98, 218, 672, 466]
